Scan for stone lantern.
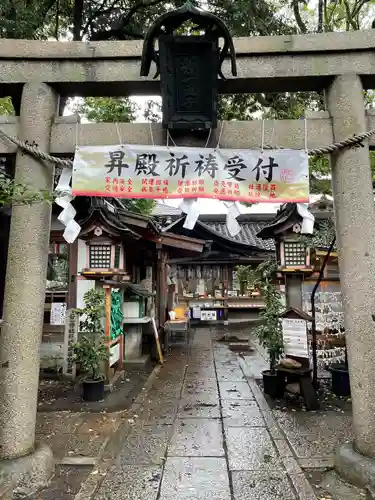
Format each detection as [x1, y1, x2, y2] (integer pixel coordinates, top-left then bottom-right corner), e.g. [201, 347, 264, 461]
[257, 203, 315, 310]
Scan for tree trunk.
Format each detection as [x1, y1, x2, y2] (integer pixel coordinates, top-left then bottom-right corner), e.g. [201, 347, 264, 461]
[318, 0, 324, 32]
[73, 0, 84, 41]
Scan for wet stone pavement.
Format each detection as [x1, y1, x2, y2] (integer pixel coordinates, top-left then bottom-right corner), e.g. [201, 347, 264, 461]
[91, 328, 315, 500]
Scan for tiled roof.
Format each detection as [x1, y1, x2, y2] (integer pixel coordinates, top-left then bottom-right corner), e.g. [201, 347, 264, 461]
[198, 220, 275, 251]
[256, 203, 298, 240]
[152, 202, 182, 217]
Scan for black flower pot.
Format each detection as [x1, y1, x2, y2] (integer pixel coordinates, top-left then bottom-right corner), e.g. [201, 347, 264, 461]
[262, 370, 284, 399]
[82, 378, 105, 402]
[330, 363, 350, 397]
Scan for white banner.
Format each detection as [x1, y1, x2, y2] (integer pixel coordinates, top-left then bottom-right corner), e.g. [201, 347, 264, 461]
[72, 145, 309, 204]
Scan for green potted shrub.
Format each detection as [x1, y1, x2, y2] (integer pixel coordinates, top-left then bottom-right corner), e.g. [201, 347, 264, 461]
[72, 334, 108, 401]
[255, 261, 284, 398]
[235, 265, 258, 296]
[73, 288, 108, 402]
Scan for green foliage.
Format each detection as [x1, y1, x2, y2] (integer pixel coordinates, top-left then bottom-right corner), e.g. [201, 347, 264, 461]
[76, 96, 156, 214]
[254, 261, 284, 372]
[47, 252, 69, 290]
[72, 334, 108, 380]
[72, 287, 107, 380]
[75, 288, 105, 335]
[77, 97, 138, 123]
[301, 219, 337, 250]
[235, 262, 284, 372]
[0, 0, 58, 38]
[0, 175, 54, 206]
[235, 265, 259, 294]
[120, 198, 156, 214]
[0, 97, 14, 115]
[309, 151, 375, 194]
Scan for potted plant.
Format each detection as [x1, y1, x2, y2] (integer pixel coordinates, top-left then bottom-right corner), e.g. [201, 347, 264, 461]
[254, 261, 285, 398]
[72, 334, 108, 401]
[235, 265, 258, 296]
[73, 288, 108, 402]
[76, 288, 106, 336]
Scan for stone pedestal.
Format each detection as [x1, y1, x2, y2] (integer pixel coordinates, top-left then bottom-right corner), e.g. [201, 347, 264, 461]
[0, 83, 57, 487]
[124, 326, 143, 360]
[285, 274, 303, 310]
[327, 75, 375, 481]
[0, 444, 53, 498]
[123, 326, 150, 369]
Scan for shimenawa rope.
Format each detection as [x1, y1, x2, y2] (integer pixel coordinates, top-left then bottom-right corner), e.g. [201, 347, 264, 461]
[1, 126, 375, 168]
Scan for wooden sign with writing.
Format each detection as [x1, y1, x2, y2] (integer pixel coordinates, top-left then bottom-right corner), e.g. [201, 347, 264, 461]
[282, 317, 309, 359]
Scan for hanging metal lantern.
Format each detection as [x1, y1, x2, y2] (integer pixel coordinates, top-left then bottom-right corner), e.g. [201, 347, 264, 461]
[140, 1, 237, 131]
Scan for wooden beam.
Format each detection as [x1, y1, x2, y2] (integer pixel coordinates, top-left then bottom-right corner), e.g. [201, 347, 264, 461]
[159, 233, 205, 253]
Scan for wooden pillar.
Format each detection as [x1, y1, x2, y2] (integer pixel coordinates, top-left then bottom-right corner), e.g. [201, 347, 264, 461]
[67, 240, 78, 309]
[104, 285, 112, 379]
[156, 244, 165, 327]
[119, 334, 124, 370]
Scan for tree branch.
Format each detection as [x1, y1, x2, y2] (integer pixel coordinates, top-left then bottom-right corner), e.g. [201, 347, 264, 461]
[343, 0, 358, 30]
[54, 0, 59, 39]
[351, 0, 368, 28]
[82, 1, 122, 38]
[92, 28, 144, 40]
[73, 0, 84, 40]
[317, 0, 323, 32]
[254, 93, 269, 107]
[121, 0, 165, 28]
[89, 0, 165, 41]
[292, 0, 307, 34]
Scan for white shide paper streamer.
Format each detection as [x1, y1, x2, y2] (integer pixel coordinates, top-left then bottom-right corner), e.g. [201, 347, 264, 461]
[180, 199, 242, 237]
[296, 203, 315, 234]
[179, 200, 314, 238]
[55, 166, 81, 243]
[225, 202, 241, 237]
[180, 199, 201, 230]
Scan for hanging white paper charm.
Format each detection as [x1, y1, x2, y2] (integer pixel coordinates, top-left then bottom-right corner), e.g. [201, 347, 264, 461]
[55, 162, 81, 243]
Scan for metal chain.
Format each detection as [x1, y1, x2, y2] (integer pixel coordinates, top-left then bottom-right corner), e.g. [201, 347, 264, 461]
[1, 125, 375, 169]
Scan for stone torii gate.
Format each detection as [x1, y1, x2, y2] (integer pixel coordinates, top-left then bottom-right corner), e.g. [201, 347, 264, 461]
[1, 31, 375, 492]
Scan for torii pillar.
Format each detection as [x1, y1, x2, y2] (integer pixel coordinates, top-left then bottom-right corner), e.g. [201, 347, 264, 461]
[0, 83, 57, 494]
[328, 75, 375, 487]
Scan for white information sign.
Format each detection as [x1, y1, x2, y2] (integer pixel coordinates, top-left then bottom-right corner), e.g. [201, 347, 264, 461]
[192, 307, 201, 319]
[50, 302, 67, 326]
[282, 318, 309, 358]
[201, 310, 217, 321]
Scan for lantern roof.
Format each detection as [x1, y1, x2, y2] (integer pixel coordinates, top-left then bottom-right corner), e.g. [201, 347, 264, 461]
[140, 0, 237, 79]
[256, 203, 303, 240]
